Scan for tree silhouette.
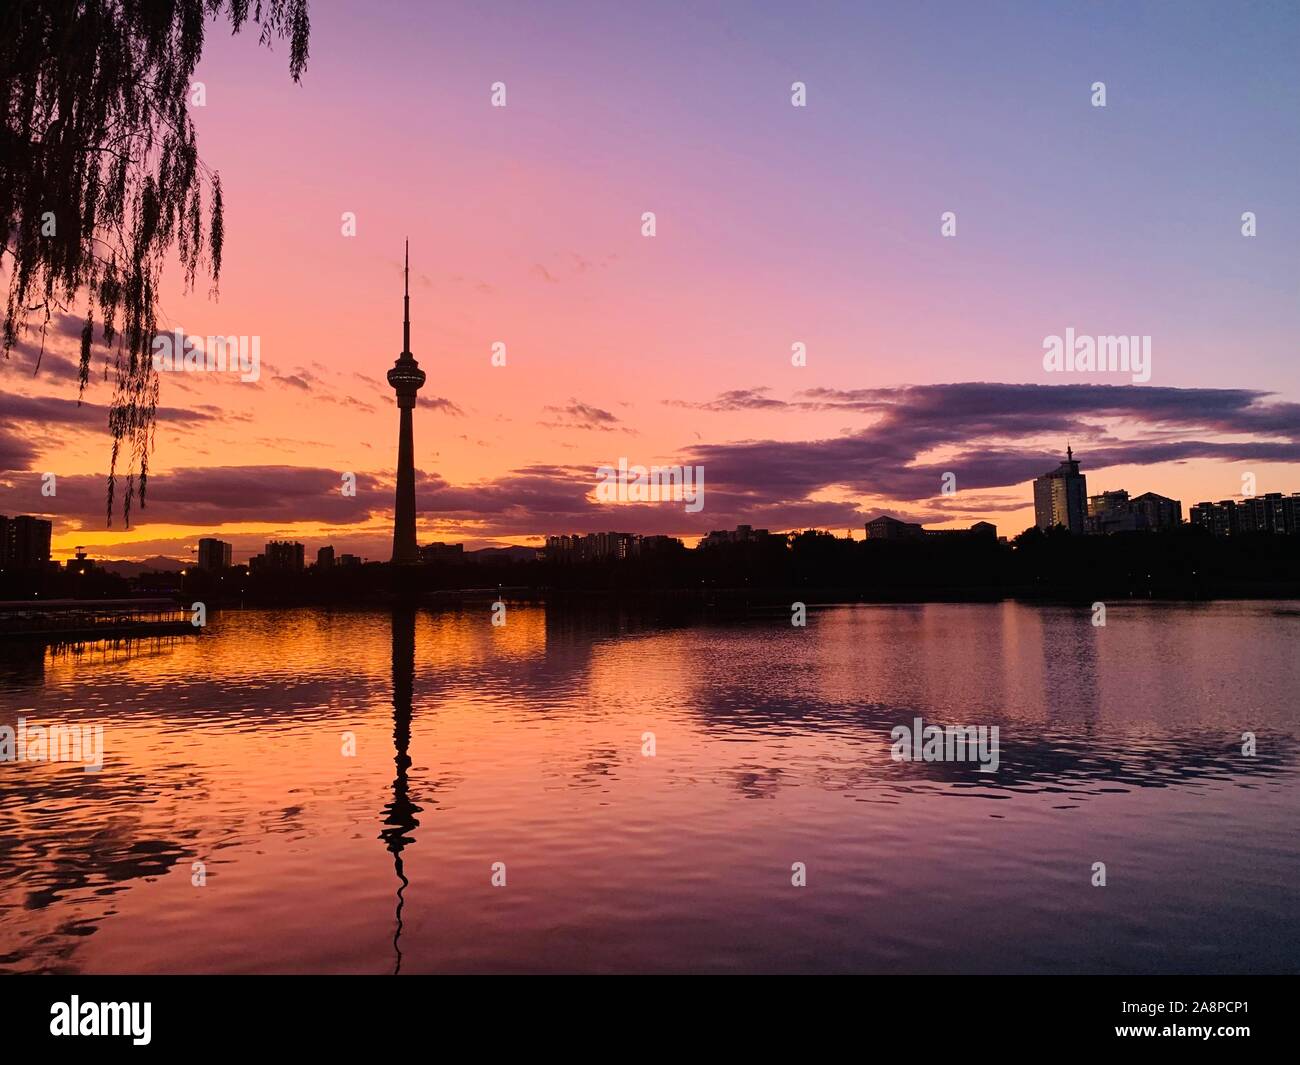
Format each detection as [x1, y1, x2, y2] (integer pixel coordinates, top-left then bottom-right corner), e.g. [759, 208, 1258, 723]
[1, 0, 309, 524]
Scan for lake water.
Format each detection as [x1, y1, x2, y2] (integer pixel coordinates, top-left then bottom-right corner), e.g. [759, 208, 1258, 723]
[1, 600, 1297, 974]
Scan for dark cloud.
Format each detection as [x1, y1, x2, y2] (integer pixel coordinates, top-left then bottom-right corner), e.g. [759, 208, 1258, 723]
[0, 392, 213, 427]
[0, 392, 107, 428]
[0, 428, 39, 471]
[0, 346, 85, 384]
[272, 373, 313, 391]
[0, 392, 214, 472]
[666, 387, 789, 412]
[0, 466, 389, 529]
[683, 382, 1300, 503]
[798, 383, 1300, 433]
[540, 399, 622, 431]
[419, 395, 465, 416]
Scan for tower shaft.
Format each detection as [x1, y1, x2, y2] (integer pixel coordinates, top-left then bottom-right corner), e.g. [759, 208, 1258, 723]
[387, 240, 426, 564]
[392, 405, 418, 563]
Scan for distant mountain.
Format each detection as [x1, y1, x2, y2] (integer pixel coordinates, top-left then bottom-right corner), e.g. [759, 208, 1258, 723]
[94, 556, 188, 577]
[466, 546, 539, 564]
[85, 549, 534, 574]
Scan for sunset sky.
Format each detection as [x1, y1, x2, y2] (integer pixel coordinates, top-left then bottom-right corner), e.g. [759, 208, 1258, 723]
[3, 0, 1299, 562]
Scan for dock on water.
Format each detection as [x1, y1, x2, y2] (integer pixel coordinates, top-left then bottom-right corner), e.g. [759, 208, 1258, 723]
[0, 599, 199, 642]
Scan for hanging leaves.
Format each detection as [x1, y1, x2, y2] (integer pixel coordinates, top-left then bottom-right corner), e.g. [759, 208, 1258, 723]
[1, 0, 310, 524]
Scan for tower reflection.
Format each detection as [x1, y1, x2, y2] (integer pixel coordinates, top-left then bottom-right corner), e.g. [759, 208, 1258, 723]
[378, 604, 421, 974]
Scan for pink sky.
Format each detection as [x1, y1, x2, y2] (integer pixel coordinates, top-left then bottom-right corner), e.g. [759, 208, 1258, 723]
[3, 1, 1298, 561]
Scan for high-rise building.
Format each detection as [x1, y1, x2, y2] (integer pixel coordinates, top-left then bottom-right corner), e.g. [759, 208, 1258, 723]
[639, 535, 685, 554]
[1086, 489, 1183, 534]
[924, 521, 999, 541]
[1087, 489, 1130, 517]
[863, 515, 924, 540]
[418, 542, 464, 563]
[265, 541, 305, 571]
[1130, 492, 1182, 530]
[1192, 493, 1300, 536]
[1033, 446, 1088, 534]
[0, 515, 53, 570]
[1191, 501, 1232, 536]
[197, 537, 232, 571]
[387, 241, 426, 564]
[1285, 494, 1300, 535]
[1086, 490, 1139, 533]
[316, 546, 336, 569]
[863, 516, 996, 541]
[544, 532, 669, 562]
[700, 524, 779, 547]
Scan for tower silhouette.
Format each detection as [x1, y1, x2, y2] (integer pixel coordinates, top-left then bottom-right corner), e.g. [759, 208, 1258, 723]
[387, 241, 426, 564]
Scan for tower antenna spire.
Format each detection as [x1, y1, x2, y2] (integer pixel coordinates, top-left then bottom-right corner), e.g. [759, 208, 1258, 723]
[403, 239, 410, 354]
